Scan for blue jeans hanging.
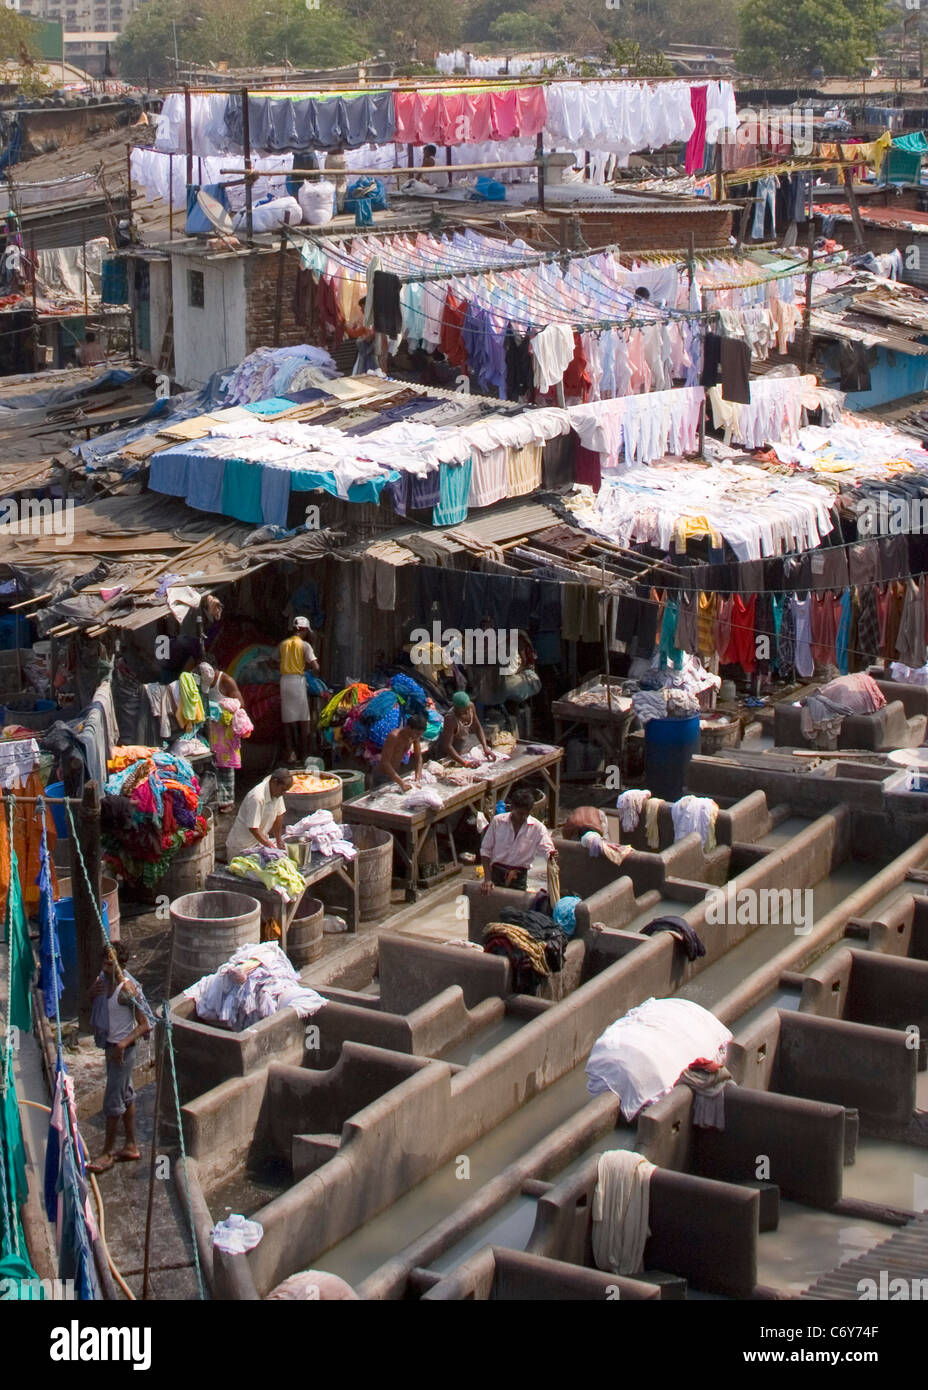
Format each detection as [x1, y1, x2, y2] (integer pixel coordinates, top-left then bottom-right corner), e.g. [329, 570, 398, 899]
[752, 176, 778, 239]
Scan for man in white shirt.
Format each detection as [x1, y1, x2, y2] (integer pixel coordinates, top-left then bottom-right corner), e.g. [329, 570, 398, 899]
[225, 769, 293, 861]
[480, 785, 557, 892]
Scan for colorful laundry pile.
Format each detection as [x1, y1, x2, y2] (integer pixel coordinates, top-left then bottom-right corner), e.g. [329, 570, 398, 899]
[340, 673, 439, 763]
[482, 908, 568, 996]
[101, 750, 207, 888]
[184, 941, 327, 1030]
[227, 846, 307, 901]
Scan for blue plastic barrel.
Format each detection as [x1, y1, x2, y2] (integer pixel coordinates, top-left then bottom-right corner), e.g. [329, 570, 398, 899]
[35, 699, 55, 711]
[644, 715, 701, 802]
[46, 781, 68, 839]
[55, 897, 109, 1015]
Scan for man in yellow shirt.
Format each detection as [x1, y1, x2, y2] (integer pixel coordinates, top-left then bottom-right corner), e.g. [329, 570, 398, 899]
[277, 617, 320, 765]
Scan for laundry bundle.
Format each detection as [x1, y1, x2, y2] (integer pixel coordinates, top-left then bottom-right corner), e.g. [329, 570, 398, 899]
[282, 809, 357, 859]
[185, 941, 327, 1030]
[482, 907, 568, 995]
[227, 847, 307, 901]
[586, 996, 732, 1119]
[341, 673, 439, 761]
[102, 750, 207, 888]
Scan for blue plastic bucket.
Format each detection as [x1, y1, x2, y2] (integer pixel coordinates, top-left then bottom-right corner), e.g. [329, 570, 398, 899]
[45, 781, 68, 839]
[55, 897, 109, 1015]
[644, 715, 701, 802]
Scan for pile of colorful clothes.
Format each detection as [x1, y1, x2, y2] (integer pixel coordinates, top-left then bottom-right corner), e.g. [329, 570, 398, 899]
[337, 674, 442, 763]
[101, 749, 208, 888]
[482, 908, 568, 996]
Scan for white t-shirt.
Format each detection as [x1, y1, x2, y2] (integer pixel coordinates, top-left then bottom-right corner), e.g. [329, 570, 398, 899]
[225, 777, 287, 860]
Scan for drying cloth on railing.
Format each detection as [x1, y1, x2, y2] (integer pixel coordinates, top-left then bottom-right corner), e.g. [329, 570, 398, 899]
[679, 1060, 734, 1129]
[645, 798, 661, 850]
[670, 796, 718, 851]
[211, 1213, 264, 1253]
[586, 996, 732, 1119]
[641, 915, 706, 962]
[184, 941, 327, 1030]
[616, 789, 651, 833]
[591, 1149, 656, 1277]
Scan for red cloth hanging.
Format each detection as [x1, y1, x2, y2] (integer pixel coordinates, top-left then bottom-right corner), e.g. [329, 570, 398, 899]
[685, 85, 708, 176]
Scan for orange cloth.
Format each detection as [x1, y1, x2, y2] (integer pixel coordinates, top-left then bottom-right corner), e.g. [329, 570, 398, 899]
[0, 770, 58, 915]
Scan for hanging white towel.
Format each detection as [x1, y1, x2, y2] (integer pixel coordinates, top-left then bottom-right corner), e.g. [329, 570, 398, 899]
[591, 1149, 656, 1276]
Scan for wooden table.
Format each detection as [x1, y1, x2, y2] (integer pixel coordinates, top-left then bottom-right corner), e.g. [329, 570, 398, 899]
[206, 847, 360, 952]
[343, 742, 563, 901]
[552, 674, 637, 777]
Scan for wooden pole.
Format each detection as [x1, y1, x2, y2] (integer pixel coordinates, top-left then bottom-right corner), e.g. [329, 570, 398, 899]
[801, 216, 815, 372]
[168, 153, 174, 241]
[82, 222, 89, 319]
[536, 132, 545, 211]
[241, 87, 254, 244]
[126, 142, 133, 231]
[184, 84, 193, 189]
[273, 227, 286, 346]
[30, 232, 39, 371]
[141, 1021, 165, 1301]
[715, 141, 723, 202]
[65, 769, 102, 1034]
[842, 165, 867, 251]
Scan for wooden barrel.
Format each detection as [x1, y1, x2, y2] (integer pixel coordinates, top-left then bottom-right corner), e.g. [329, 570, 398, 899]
[331, 769, 366, 803]
[57, 874, 121, 942]
[158, 813, 215, 899]
[169, 889, 262, 991]
[287, 894, 324, 968]
[348, 824, 394, 922]
[283, 774, 343, 826]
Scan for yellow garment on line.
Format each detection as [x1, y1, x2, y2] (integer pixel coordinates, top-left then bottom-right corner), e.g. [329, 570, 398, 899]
[672, 515, 723, 551]
[697, 592, 718, 657]
[819, 131, 892, 172]
[178, 671, 204, 727]
[279, 636, 309, 676]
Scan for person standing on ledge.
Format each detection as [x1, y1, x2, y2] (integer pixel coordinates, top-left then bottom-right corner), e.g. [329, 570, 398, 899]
[277, 617, 320, 765]
[87, 943, 151, 1174]
[480, 784, 557, 892]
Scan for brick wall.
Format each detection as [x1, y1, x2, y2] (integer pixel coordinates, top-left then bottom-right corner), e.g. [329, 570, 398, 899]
[244, 245, 325, 353]
[519, 206, 734, 252]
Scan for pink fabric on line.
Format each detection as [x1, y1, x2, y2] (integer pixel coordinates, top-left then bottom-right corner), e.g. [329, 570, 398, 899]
[392, 87, 546, 146]
[686, 85, 708, 176]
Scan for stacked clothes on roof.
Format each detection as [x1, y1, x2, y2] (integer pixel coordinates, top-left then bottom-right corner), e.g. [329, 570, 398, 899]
[227, 846, 307, 901]
[184, 941, 327, 1030]
[102, 749, 207, 888]
[482, 907, 568, 995]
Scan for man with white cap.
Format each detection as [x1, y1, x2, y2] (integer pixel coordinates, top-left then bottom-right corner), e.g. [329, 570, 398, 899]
[277, 617, 320, 764]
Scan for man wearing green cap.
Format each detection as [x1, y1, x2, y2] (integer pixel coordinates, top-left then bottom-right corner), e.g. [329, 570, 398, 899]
[436, 691, 496, 766]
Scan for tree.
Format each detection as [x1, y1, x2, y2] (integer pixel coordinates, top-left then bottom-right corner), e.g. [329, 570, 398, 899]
[0, 7, 39, 63]
[604, 38, 675, 75]
[487, 11, 560, 48]
[738, 0, 892, 76]
[114, 0, 369, 84]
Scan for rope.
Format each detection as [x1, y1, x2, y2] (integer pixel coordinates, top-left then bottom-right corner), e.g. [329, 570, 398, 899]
[162, 1008, 206, 1301]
